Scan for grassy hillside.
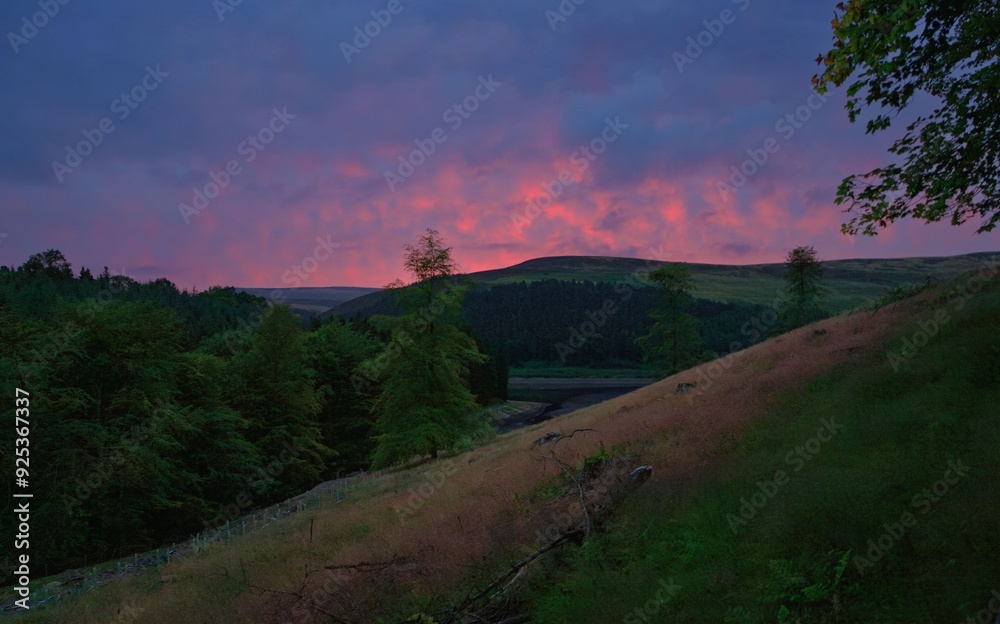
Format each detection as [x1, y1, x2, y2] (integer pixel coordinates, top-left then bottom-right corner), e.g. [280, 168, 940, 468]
[327, 252, 999, 318]
[524, 270, 1000, 622]
[12, 267, 999, 623]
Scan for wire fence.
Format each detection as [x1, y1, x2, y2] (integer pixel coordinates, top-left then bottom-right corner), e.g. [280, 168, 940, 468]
[2, 475, 368, 615]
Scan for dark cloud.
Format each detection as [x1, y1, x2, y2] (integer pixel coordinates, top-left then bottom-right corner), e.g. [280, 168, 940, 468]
[719, 241, 757, 256]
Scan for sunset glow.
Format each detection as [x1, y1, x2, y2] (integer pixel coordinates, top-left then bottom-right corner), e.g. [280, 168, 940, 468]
[1, 0, 993, 287]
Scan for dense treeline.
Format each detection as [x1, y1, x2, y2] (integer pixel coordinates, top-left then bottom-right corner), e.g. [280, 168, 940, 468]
[465, 279, 770, 366]
[0, 251, 503, 575]
[350, 279, 771, 368]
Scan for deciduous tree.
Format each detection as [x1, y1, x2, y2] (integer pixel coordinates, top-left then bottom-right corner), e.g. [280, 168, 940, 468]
[228, 304, 329, 491]
[306, 318, 379, 473]
[780, 245, 827, 329]
[636, 264, 703, 377]
[816, 0, 1000, 234]
[364, 230, 489, 467]
[20, 249, 73, 280]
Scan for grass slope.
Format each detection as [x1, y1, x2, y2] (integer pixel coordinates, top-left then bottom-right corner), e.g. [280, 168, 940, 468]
[526, 271, 1000, 623]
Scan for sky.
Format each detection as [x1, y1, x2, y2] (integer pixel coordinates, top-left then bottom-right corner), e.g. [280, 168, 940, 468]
[1, 0, 995, 289]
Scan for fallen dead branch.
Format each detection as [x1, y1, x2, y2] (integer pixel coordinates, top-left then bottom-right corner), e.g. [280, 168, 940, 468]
[325, 555, 413, 572]
[418, 438, 653, 624]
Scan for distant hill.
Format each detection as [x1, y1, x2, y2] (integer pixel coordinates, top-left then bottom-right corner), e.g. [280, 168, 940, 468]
[325, 252, 1000, 319]
[237, 286, 380, 317]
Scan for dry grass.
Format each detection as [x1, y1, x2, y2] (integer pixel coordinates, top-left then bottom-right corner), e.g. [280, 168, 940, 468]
[22, 293, 928, 624]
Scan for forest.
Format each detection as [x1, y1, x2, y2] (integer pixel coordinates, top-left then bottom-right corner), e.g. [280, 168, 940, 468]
[347, 279, 772, 368]
[0, 250, 507, 575]
[462, 280, 770, 367]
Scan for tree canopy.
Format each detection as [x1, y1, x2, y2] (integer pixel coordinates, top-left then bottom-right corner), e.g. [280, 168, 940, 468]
[780, 246, 827, 329]
[364, 230, 490, 467]
[403, 228, 459, 284]
[20, 249, 74, 281]
[635, 265, 704, 377]
[816, 0, 1000, 235]
[0, 251, 384, 572]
